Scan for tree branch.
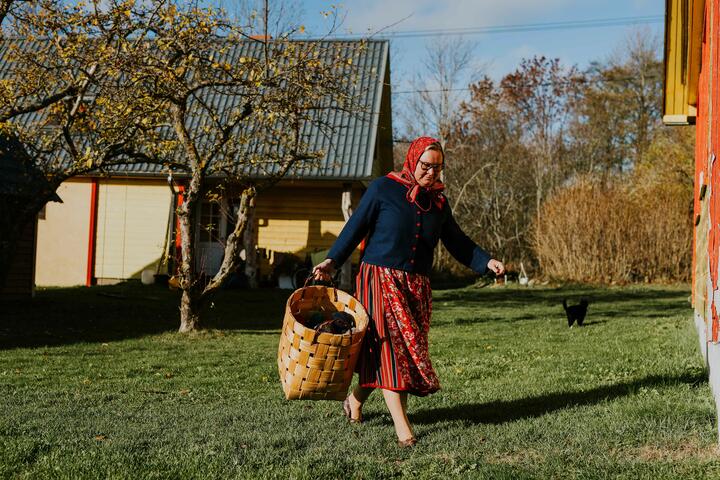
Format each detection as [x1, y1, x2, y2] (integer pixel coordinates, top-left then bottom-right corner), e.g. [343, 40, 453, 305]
[202, 185, 255, 296]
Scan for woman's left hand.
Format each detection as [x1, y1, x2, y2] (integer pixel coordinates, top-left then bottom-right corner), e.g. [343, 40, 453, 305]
[487, 259, 505, 276]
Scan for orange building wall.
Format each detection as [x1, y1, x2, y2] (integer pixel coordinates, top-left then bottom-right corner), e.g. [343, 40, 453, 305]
[699, 0, 720, 343]
[694, 0, 712, 343]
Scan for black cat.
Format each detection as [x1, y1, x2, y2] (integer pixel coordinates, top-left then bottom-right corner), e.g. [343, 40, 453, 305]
[563, 299, 589, 327]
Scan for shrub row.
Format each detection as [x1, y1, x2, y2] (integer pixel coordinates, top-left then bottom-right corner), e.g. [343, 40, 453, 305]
[533, 178, 692, 283]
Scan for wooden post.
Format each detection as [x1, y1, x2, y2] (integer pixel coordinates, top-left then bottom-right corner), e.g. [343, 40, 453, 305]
[243, 196, 258, 288]
[340, 184, 353, 291]
[85, 178, 98, 286]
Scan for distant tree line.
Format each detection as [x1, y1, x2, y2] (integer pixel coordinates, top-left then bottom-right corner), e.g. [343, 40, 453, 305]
[399, 31, 693, 283]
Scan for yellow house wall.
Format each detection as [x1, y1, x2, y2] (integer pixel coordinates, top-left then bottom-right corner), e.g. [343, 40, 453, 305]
[95, 179, 171, 281]
[37, 180, 366, 285]
[255, 184, 363, 262]
[35, 179, 91, 287]
[666, 0, 683, 116]
[664, 0, 705, 122]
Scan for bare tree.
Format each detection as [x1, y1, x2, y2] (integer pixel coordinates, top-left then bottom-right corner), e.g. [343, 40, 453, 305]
[0, 0, 368, 332]
[400, 37, 478, 143]
[443, 78, 535, 271]
[399, 38, 480, 271]
[500, 56, 583, 224]
[103, 2, 367, 332]
[569, 28, 662, 173]
[0, 0, 170, 292]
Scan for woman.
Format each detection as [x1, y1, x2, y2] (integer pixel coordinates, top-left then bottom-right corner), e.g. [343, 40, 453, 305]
[312, 136, 504, 447]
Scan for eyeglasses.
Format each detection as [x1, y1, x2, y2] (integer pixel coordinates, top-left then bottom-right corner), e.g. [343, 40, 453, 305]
[418, 160, 444, 172]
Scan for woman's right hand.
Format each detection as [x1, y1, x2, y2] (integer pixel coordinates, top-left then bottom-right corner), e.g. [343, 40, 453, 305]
[312, 258, 336, 281]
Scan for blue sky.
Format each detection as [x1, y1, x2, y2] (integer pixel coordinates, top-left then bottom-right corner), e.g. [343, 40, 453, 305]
[299, 0, 664, 86]
[230, 0, 665, 135]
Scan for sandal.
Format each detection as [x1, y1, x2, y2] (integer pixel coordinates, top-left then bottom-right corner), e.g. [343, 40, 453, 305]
[397, 437, 417, 448]
[342, 395, 363, 424]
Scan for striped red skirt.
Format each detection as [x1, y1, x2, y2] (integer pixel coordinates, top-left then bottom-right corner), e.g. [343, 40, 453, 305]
[354, 262, 440, 396]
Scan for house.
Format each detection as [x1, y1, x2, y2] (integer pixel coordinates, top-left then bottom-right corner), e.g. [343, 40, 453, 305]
[663, 0, 720, 438]
[34, 39, 393, 289]
[0, 135, 61, 299]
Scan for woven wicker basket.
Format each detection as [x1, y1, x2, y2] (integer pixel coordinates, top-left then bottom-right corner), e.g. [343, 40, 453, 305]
[277, 284, 369, 400]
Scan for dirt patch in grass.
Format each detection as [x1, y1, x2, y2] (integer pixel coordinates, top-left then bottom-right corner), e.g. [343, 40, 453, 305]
[485, 449, 542, 465]
[636, 441, 719, 462]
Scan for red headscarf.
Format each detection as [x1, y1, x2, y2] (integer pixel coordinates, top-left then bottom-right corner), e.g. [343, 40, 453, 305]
[386, 136, 445, 211]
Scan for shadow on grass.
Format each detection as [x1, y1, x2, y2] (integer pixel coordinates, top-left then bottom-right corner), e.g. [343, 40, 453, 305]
[578, 320, 607, 327]
[437, 287, 689, 306]
[0, 282, 289, 350]
[0, 282, 690, 350]
[411, 372, 706, 426]
[436, 285, 690, 323]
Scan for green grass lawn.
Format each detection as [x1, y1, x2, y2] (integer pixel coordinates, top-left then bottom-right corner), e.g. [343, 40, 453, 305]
[1, 282, 718, 479]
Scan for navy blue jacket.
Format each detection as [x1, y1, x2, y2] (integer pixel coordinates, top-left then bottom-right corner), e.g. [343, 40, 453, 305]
[327, 176, 491, 275]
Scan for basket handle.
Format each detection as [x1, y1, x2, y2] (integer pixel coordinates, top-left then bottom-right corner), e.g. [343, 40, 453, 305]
[301, 275, 338, 301]
[303, 274, 336, 288]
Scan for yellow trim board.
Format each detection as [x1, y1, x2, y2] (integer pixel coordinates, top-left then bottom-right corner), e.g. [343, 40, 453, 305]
[663, 114, 696, 125]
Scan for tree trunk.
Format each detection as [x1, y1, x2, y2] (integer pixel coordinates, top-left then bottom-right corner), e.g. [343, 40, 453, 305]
[179, 289, 202, 333]
[176, 176, 202, 332]
[175, 185, 256, 332]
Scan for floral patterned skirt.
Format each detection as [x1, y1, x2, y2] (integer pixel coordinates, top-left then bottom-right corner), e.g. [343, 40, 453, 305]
[354, 262, 440, 396]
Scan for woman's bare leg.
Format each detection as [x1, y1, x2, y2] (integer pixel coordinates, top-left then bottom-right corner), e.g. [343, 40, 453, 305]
[381, 389, 414, 441]
[347, 385, 373, 420]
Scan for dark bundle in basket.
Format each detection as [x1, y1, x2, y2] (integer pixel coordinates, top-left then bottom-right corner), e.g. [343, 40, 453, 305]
[316, 312, 356, 334]
[300, 310, 356, 334]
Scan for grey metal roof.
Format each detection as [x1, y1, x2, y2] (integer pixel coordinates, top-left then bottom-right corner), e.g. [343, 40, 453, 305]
[0, 38, 390, 182]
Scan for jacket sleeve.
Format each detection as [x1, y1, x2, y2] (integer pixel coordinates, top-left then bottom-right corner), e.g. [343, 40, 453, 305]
[440, 204, 491, 274]
[326, 181, 380, 267]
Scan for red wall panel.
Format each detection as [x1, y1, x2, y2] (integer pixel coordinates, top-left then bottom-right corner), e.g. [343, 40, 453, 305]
[695, 1, 710, 306]
[713, 0, 720, 342]
[707, 0, 720, 342]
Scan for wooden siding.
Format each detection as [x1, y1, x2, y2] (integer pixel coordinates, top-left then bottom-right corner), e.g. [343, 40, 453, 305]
[2, 219, 36, 298]
[35, 180, 368, 285]
[704, 0, 720, 343]
[35, 180, 91, 286]
[255, 185, 363, 262]
[691, 0, 720, 343]
[664, 0, 705, 124]
[95, 180, 171, 281]
[694, 0, 713, 343]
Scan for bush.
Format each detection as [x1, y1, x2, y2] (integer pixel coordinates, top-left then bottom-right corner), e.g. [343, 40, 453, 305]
[533, 177, 692, 283]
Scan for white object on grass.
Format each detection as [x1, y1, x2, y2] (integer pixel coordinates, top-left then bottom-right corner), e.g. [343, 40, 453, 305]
[519, 262, 529, 286]
[141, 268, 155, 285]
